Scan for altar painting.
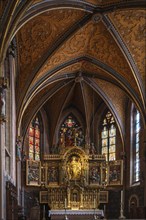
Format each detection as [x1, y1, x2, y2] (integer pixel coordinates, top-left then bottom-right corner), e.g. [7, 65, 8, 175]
[99, 191, 108, 203]
[40, 191, 48, 203]
[26, 160, 41, 186]
[48, 166, 59, 185]
[108, 160, 123, 185]
[89, 163, 101, 185]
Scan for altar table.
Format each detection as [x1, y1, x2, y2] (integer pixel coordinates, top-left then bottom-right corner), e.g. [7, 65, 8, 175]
[50, 209, 104, 220]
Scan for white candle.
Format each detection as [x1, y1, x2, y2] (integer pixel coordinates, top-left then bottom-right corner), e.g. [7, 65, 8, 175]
[121, 190, 123, 203]
[65, 198, 67, 209]
[43, 205, 45, 218]
[94, 198, 96, 209]
[104, 204, 106, 213]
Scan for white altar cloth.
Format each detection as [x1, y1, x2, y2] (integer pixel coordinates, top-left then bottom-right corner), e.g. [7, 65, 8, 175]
[51, 209, 104, 216]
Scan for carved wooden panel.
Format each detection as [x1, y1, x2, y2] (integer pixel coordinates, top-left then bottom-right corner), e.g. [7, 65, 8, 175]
[6, 181, 18, 220]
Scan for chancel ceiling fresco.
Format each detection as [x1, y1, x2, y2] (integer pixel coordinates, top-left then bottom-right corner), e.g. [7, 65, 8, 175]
[0, 0, 145, 143]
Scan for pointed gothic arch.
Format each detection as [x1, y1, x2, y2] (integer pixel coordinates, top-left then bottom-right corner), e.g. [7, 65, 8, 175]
[100, 110, 116, 161]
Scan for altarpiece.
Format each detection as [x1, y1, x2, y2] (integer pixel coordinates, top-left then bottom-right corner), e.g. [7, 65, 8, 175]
[26, 115, 123, 210]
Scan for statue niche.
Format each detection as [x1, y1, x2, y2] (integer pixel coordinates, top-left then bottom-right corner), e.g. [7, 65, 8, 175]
[67, 155, 82, 180]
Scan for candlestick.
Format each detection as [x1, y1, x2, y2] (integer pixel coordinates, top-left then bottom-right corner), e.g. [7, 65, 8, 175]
[119, 190, 126, 219]
[64, 198, 69, 220]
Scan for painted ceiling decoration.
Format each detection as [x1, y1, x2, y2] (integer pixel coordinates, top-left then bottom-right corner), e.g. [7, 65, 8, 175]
[0, 0, 145, 140]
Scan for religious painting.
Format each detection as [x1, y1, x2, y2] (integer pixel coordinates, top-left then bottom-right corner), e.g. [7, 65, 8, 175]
[99, 191, 108, 203]
[48, 166, 59, 185]
[40, 191, 48, 203]
[89, 163, 101, 185]
[107, 160, 123, 185]
[26, 160, 41, 186]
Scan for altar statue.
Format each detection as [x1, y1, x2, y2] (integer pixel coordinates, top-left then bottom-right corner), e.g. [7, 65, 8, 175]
[67, 156, 81, 180]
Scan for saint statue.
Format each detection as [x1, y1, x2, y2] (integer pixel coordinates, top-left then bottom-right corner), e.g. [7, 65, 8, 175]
[67, 156, 81, 180]
[0, 89, 5, 116]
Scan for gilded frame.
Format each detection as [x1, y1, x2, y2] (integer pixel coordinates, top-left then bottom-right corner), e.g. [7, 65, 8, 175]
[26, 160, 41, 186]
[40, 191, 48, 203]
[89, 162, 101, 186]
[107, 160, 123, 186]
[47, 164, 59, 186]
[99, 191, 108, 203]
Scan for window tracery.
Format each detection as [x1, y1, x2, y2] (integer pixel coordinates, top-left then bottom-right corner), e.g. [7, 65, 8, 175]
[132, 106, 140, 183]
[59, 115, 84, 147]
[101, 111, 116, 161]
[29, 117, 41, 160]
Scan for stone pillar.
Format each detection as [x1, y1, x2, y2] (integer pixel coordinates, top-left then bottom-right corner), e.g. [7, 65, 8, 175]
[0, 122, 5, 220]
[0, 78, 7, 220]
[143, 128, 146, 206]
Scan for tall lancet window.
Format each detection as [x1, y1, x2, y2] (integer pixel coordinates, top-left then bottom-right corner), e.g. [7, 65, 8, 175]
[132, 107, 140, 183]
[101, 111, 116, 161]
[29, 117, 40, 160]
[59, 115, 84, 147]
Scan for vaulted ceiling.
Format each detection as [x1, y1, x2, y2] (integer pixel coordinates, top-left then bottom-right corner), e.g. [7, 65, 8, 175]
[0, 0, 145, 142]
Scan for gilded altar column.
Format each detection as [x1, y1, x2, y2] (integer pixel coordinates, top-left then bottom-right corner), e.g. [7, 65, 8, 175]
[67, 187, 71, 208]
[80, 189, 84, 208]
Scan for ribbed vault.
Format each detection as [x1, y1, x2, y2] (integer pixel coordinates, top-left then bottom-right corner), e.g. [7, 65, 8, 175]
[0, 0, 145, 149]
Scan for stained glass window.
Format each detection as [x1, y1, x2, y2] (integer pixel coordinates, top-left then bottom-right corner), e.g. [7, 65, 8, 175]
[29, 117, 40, 160]
[59, 115, 84, 147]
[132, 108, 140, 183]
[101, 111, 116, 161]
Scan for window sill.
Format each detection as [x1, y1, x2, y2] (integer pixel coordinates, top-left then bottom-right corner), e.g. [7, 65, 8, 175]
[130, 181, 140, 187]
